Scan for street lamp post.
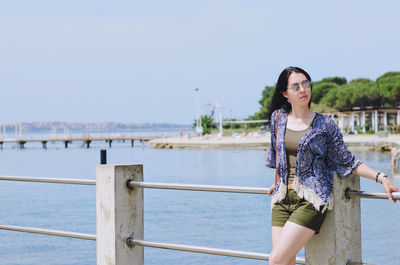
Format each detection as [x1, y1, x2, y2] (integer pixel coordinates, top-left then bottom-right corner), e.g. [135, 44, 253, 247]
[194, 88, 203, 135]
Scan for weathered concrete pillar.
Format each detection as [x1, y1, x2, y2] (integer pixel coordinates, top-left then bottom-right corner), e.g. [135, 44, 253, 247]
[397, 110, 400, 126]
[339, 113, 344, 132]
[306, 174, 361, 265]
[374, 110, 379, 132]
[96, 164, 144, 265]
[350, 112, 355, 132]
[383, 112, 388, 132]
[361, 111, 366, 133]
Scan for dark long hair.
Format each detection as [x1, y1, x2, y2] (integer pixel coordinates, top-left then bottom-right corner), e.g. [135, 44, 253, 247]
[267, 66, 312, 120]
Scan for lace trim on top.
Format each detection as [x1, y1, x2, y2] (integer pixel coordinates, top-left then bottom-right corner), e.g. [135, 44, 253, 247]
[271, 175, 333, 213]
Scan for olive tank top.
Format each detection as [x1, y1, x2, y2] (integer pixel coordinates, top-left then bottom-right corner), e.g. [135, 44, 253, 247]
[285, 126, 311, 185]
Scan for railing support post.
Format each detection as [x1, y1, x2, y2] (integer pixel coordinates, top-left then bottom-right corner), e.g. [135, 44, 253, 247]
[306, 174, 361, 265]
[96, 164, 144, 265]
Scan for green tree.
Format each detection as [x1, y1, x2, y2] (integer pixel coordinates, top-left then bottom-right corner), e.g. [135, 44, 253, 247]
[376, 72, 400, 107]
[319, 77, 347, 86]
[193, 115, 217, 135]
[312, 81, 339, 104]
[250, 71, 399, 121]
[249, 85, 275, 121]
[320, 85, 339, 108]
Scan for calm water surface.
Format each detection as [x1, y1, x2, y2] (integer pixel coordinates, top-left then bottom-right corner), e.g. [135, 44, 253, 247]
[0, 140, 398, 265]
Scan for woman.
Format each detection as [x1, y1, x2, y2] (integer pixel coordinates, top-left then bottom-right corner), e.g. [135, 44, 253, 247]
[265, 66, 399, 265]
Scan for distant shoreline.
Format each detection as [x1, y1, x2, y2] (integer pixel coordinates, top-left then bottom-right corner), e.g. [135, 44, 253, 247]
[1, 122, 192, 134]
[150, 134, 400, 150]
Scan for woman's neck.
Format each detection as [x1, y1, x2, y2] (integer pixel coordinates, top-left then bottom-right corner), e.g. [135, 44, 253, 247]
[289, 105, 313, 120]
[287, 106, 315, 131]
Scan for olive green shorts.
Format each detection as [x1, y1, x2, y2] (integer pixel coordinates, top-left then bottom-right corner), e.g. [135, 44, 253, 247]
[271, 189, 327, 234]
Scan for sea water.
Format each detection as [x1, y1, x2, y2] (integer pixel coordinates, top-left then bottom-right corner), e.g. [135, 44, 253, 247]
[0, 138, 398, 265]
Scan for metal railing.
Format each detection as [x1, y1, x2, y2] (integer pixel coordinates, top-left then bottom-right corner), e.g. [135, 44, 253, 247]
[1, 175, 398, 198]
[0, 224, 96, 240]
[127, 180, 400, 199]
[0, 175, 96, 185]
[127, 238, 276, 262]
[127, 181, 270, 194]
[0, 176, 95, 243]
[1, 173, 397, 265]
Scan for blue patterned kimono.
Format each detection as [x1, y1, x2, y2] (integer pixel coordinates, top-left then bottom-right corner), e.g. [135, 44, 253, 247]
[266, 108, 362, 212]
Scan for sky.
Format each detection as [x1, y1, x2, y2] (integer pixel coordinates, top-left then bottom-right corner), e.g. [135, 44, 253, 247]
[0, 0, 399, 124]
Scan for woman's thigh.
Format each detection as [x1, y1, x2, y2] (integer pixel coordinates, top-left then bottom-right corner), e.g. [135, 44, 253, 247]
[272, 221, 315, 262]
[272, 225, 283, 248]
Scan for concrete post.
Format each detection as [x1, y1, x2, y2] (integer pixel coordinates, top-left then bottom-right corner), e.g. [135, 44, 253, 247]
[306, 174, 361, 265]
[361, 111, 366, 133]
[350, 112, 355, 132]
[383, 112, 388, 132]
[397, 110, 400, 127]
[339, 113, 344, 132]
[371, 111, 375, 132]
[374, 110, 379, 132]
[96, 164, 144, 265]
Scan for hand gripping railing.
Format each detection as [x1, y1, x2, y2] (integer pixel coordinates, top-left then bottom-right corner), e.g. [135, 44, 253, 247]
[345, 188, 400, 200]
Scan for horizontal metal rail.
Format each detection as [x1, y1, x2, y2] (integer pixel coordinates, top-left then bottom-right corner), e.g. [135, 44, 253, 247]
[128, 181, 400, 201]
[0, 175, 95, 185]
[0, 224, 96, 240]
[1, 176, 398, 200]
[128, 181, 270, 194]
[346, 189, 400, 200]
[127, 238, 305, 264]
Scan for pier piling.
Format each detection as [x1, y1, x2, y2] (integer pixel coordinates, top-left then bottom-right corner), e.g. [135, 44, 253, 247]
[18, 141, 26, 149]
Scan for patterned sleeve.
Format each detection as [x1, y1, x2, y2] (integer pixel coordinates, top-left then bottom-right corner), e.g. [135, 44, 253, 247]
[326, 120, 362, 178]
[266, 110, 277, 168]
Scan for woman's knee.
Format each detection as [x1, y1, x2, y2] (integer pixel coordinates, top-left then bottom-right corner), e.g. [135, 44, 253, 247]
[269, 250, 289, 265]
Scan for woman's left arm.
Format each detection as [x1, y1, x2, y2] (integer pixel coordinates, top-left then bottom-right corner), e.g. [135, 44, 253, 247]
[353, 163, 399, 202]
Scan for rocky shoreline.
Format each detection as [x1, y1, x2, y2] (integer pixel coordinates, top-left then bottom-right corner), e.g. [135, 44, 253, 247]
[149, 134, 400, 150]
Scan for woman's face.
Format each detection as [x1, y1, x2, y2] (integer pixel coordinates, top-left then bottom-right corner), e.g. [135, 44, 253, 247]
[283, 72, 311, 108]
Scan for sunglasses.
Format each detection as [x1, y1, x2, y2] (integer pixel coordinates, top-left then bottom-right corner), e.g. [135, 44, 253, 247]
[288, 80, 311, 92]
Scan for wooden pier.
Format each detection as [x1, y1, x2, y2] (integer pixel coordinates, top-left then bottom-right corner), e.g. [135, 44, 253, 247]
[0, 135, 156, 149]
